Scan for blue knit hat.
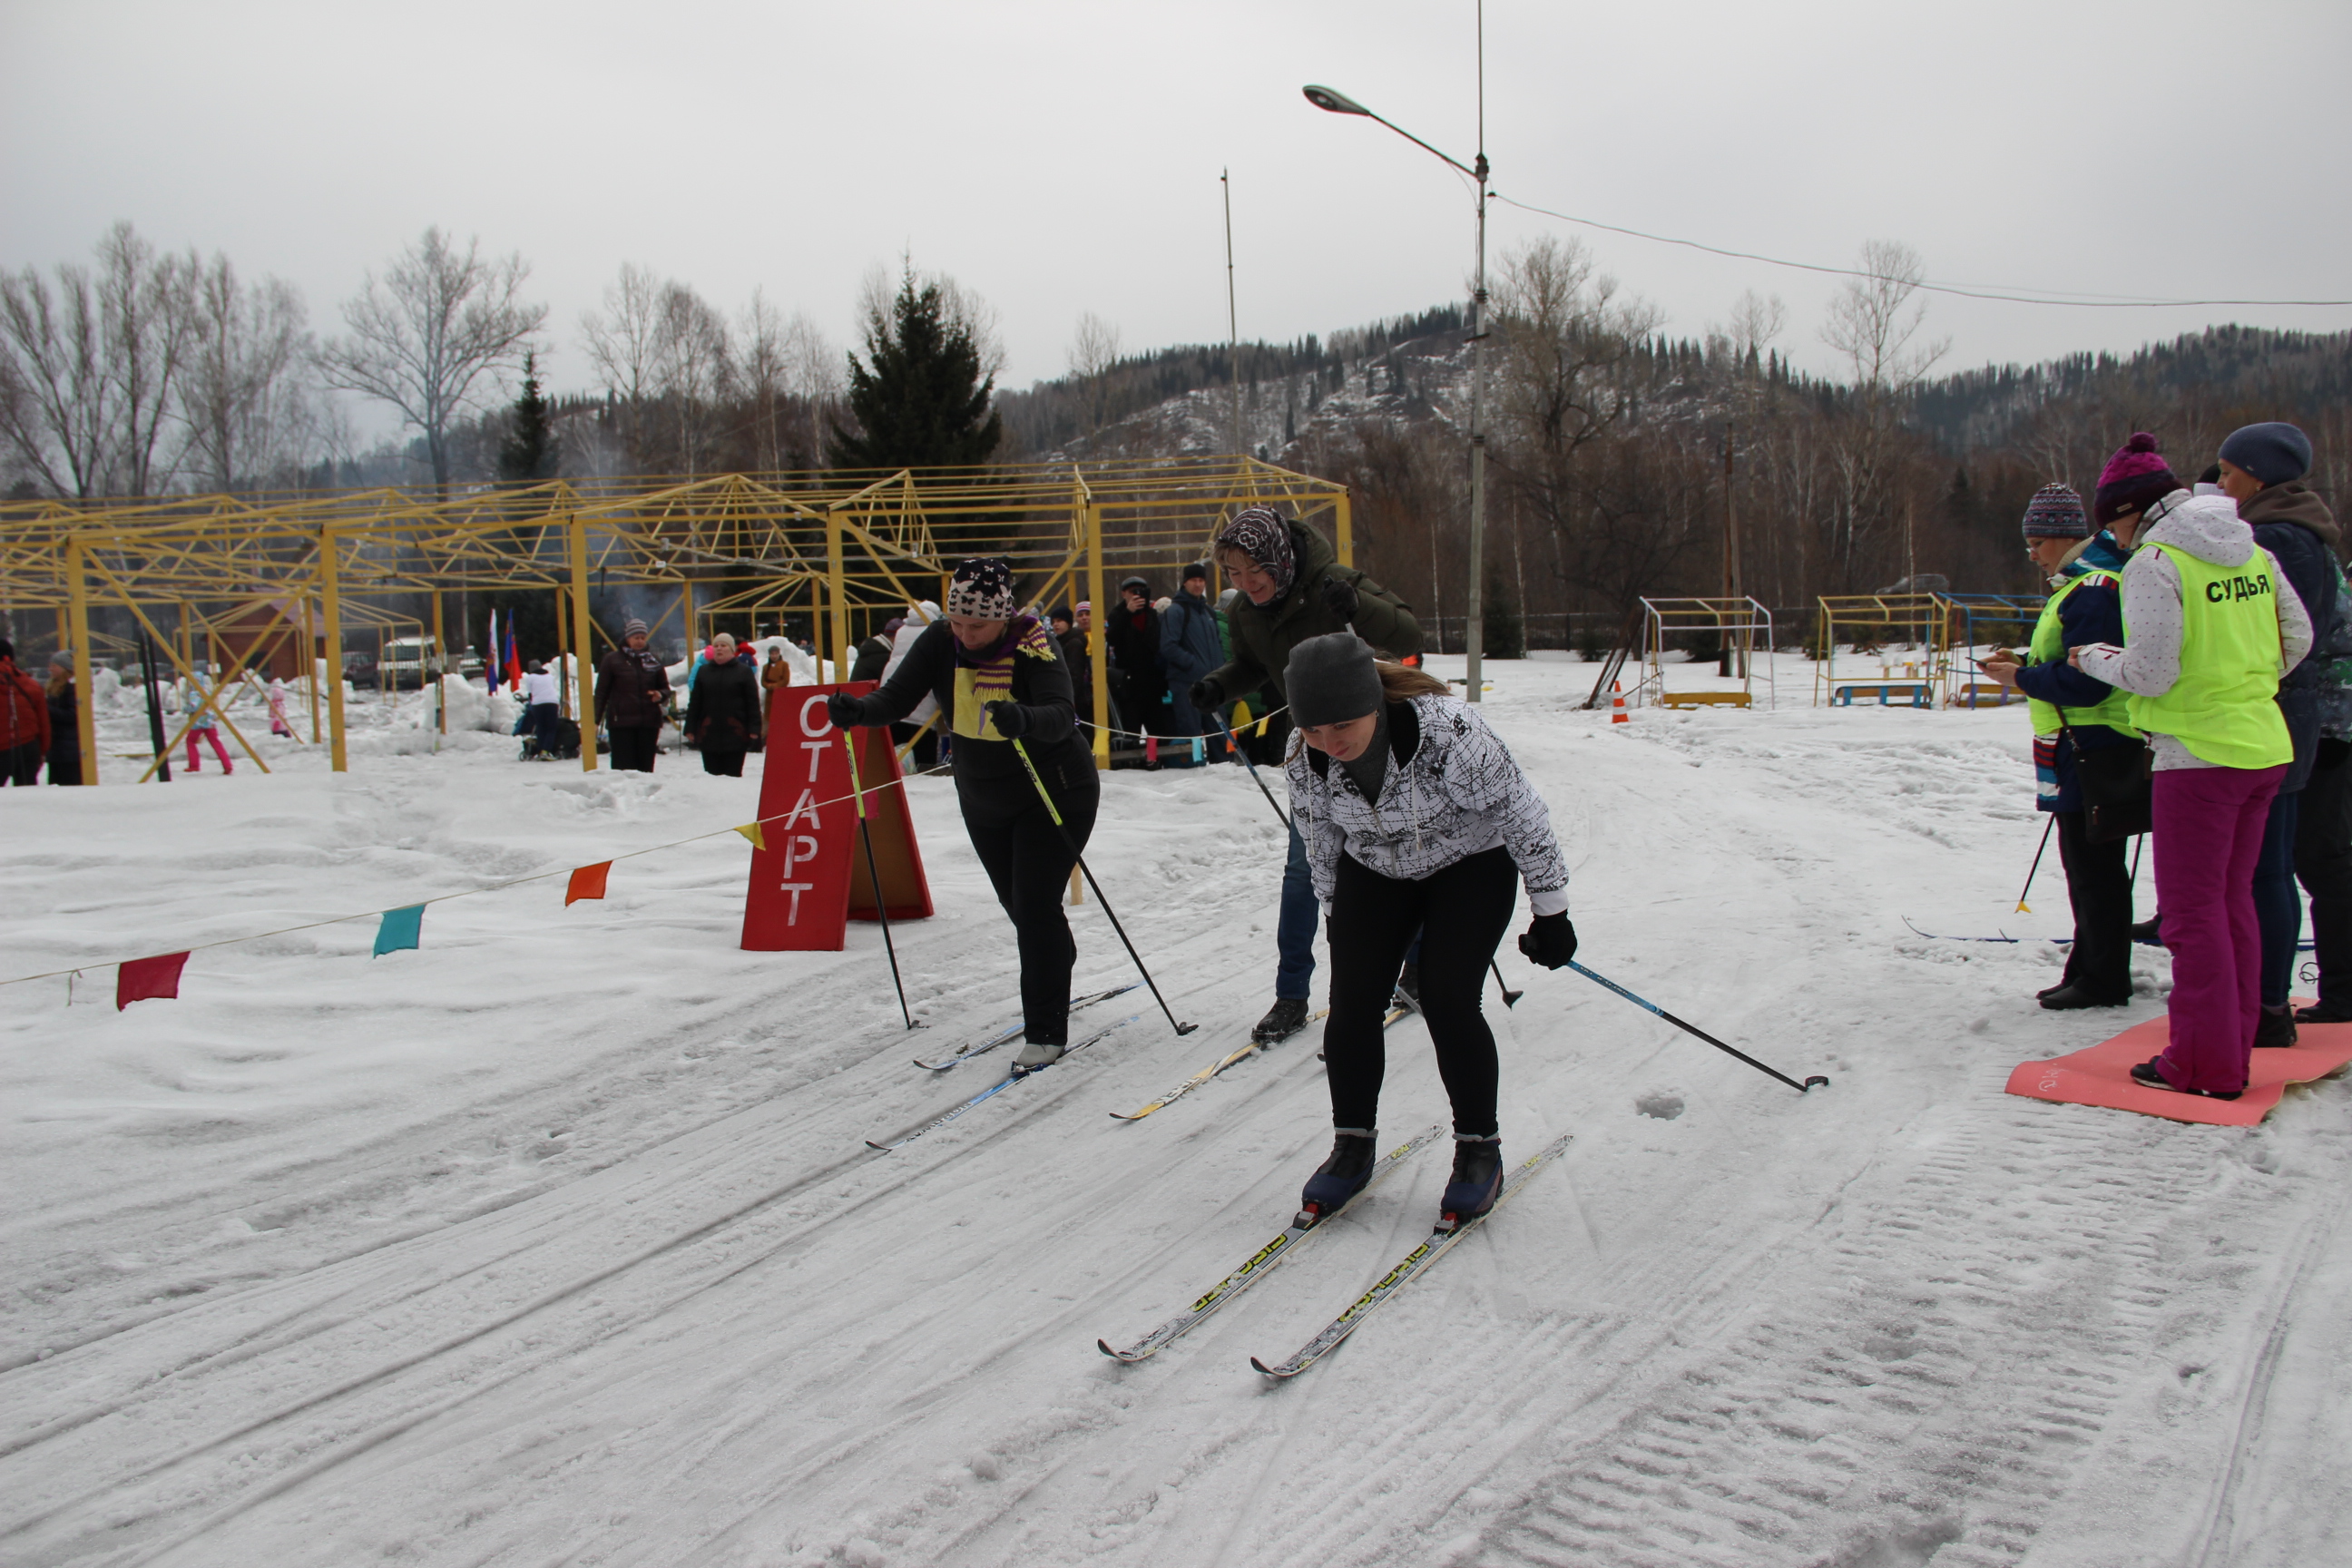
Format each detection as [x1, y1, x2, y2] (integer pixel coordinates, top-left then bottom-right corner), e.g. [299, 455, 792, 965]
[2020, 483, 2089, 539]
[2219, 422, 2312, 487]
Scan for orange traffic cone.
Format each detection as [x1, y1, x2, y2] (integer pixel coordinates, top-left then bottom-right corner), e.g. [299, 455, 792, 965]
[1611, 681, 1628, 724]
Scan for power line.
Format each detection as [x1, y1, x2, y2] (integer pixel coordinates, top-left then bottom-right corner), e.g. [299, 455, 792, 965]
[1490, 193, 2352, 309]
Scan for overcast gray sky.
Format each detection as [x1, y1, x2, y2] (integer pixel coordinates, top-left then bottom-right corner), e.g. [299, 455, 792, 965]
[5, 0, 2348, 423]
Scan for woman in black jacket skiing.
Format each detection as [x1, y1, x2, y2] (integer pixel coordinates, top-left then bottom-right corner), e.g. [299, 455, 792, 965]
[1284, 633, 1577, 1224]
[828, 558, 1096, 1063]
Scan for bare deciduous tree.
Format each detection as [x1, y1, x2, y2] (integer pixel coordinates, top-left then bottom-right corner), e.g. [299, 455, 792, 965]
[1818, 240, 1949, 585]
[181, 255, 315, 492]
[318, 228, 545, 493]
[579, 261, 666, 469]
[1067, 311, 1122, 441]
[0, 221, 199, 497]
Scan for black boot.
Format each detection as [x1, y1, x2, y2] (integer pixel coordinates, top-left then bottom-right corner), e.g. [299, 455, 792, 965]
[2039, 982, 2130, 1010]
[1440, 1136, 1504, 1225]
[2131, 915, 2163, 946]
[2253, 1004, 2298, 1048]
[1299, 1130, 1378, 1216]
[1252, 997, 1311, 1044]
[2131, 1058, 2241, 1101]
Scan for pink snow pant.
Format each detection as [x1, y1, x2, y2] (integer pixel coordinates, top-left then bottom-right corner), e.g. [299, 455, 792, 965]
[186, 728, 231, 771]
[2152, 763, 2286, 1093]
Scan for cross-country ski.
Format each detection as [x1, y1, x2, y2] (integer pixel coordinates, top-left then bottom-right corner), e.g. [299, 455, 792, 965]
[866, 1013, 1142, 1152]
[1250, 1133, 1575, 1379]
[1095, 1124, 1446, 1362]
[914, 984, 1140, 1071]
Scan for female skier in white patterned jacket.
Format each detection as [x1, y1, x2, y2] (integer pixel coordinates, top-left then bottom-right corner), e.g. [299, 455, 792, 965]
[1283, 632, 1577, 1224]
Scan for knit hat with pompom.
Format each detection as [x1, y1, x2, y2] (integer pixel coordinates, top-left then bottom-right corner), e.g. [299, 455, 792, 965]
[2092, 433, 2180, 525]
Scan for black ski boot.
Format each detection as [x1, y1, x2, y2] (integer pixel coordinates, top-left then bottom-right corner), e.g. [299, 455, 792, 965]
[2130, 1058, 2241, 1101]
[1253, 997, 1311, 1044]
[2040, 983, 2129, 1010]
[1440, 1136, 1504, 1226]
[1299, 1129, 1378, 1217]
[2131, 916, 2163, 946]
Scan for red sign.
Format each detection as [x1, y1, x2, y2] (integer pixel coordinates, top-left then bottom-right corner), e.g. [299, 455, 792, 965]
[740, 683, 934, 951]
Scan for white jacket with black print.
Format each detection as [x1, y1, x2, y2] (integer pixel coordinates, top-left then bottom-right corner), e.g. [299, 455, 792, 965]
[1286, 692, 1571, 915]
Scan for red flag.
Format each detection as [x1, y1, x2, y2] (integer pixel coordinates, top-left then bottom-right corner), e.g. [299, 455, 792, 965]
[117, 952, 190, 1010]
[566, 862, 612, 906]
[504, 619, 523, 691]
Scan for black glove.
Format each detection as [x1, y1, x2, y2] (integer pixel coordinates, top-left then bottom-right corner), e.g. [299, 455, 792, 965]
[985, 700, 1031, 739]
[1321, 574, 1360, 622]
[1190, 676, 1224, 711]
[1517, 912, 1578, 969]
[824, 693, 865, 731]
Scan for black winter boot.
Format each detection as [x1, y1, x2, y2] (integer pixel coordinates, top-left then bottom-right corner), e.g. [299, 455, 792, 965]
[1300, 1130, 1378, 1217]
[1440, 1136, 1504, 1226]
[1252, 996, 1312, 1044]
[2253, 1004, 2298, 1048]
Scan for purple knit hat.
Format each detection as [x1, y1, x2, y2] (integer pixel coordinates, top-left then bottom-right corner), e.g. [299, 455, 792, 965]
[2092, 433, 2180, 525]
[2020, 483, 2088, 540]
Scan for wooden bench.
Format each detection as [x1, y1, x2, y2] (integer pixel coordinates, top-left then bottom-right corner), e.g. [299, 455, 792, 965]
[1831, 681, 1930, 709]
[1657, 691, 1752, 710]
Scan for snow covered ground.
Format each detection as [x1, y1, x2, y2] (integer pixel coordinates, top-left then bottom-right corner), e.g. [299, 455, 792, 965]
[5, 654, 2348, 1568]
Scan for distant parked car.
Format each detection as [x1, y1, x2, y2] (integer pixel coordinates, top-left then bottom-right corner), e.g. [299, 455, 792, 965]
[380, 635, 443, 690]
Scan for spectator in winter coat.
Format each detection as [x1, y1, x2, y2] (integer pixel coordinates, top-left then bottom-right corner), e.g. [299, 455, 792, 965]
[1159, 563, 1225, 763]
[685, 633, 763, 776]
[1049, 606, 1100, 733]
[44, 651, 82, 786]
[1284, 633, 1573, 1226]
[2216, 422, 2342, 1044]
[519, 659, 563, 759]
[1191, 505, 1426, 1044]
[850, 623, 896, 685]
[1, 640, 51, 786]
[1982, 485, 2138, 1008]
[828, 558, 1094, 1063]
[596, 618, 672, 772]
[2071, 434, 2313, 1100]
[1106, 576, 1165, 742]
[761, 643, 795, 702]
[883, 602, 942, 769]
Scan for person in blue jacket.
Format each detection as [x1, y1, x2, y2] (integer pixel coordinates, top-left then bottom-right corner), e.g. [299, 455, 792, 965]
[1159, 562, 1224, 765]
[1982, 485, 2140, 1008]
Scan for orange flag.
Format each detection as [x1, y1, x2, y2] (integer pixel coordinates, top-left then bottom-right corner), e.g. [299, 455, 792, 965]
[566, 862, 612, 906]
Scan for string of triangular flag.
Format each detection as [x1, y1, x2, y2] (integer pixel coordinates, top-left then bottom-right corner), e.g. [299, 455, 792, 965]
[29, 703, 1291, 1011]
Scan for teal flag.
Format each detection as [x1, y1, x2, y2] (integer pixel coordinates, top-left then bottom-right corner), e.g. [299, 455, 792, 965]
[373, 904, 425, 957]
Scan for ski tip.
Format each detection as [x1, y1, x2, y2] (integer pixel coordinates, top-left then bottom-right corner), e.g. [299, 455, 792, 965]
[1802, 1074, 1831, 1091]
[1249, 1357, 1275, 1375]
[863, 1140, 894, 1152]
[1097, 1338, 1140, 1361]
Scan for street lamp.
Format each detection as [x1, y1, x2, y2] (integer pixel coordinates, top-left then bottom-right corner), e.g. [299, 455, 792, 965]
[1303, 46, 1490, 702]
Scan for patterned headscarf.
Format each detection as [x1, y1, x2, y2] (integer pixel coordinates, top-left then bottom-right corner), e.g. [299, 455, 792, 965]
[1214, 506, 1296, 599]
[946, 556, 1017, 621]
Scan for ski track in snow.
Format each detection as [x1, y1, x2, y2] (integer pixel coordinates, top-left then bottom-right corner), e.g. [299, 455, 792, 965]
[4, 656, 2348, 1567]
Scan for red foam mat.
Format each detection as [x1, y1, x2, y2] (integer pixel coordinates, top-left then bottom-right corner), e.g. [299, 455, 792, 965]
[2006, 1007, 2352, 1126]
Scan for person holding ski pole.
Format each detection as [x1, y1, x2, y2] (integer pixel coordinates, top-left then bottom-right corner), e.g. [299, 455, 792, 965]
[1191, 505, 1424, 1044]
[826, 557, 1096, 1066]
[2068, 433, 2313, 1101]
[1284, 632, 1574, 1223]
[1980, 483, 2141, 1010]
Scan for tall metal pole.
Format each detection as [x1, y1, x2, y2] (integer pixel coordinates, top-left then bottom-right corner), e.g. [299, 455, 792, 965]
[1222, 169, 1243, 460]
[1463, 0, 1489, 702]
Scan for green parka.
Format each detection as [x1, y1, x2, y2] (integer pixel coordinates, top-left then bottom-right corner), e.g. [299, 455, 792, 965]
[1204, 520, 1423, 703]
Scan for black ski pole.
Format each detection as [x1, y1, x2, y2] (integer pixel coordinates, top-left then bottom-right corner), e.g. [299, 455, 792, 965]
[840, 730, 916, 1031]
[1566, 960, 1828, 1093]
[2016, 815, 2054, 914]
[1210, 709, 1522, 1009]
[1011, 736, 1196, 1036]
[138, 626, 172, 781]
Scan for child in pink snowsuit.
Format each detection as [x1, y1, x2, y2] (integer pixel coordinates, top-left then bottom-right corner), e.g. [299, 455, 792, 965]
[184, 679, 233, 773]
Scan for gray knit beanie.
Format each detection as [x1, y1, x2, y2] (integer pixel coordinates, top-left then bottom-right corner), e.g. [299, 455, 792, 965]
[1286, 632, 1381, 726]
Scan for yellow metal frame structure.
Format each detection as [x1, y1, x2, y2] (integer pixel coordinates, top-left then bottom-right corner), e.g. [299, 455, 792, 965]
[1633, 596, 1775, 710]
[2, 457, 1350, 782]
[1811, 593, 1949, 707]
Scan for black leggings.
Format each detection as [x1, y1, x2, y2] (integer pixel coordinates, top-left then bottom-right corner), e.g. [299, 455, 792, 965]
[960, 776, 1099, 1043]
[1325, 845, 1518, 1137]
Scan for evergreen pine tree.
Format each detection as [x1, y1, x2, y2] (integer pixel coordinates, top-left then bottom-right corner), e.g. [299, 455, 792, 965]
[827, 269, 1003, 470]
[1483, 573, 1524, 658]
[496, 352, 560, 483]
